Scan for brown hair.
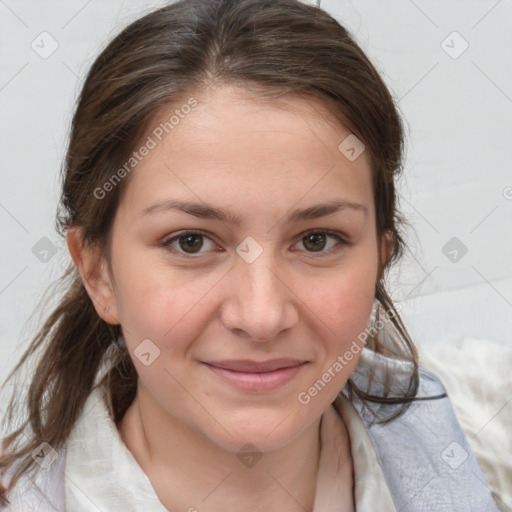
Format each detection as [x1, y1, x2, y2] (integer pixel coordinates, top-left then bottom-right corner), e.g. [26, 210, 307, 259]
[0, 0, 418, 504]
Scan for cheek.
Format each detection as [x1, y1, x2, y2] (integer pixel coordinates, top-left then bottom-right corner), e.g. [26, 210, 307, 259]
[330, 280, 375, 344]
[299, 247, 377, 379]
[118, 282, 201, 343]
[318, 281, 373, 377]
[113, 255, 221, 363]
[297, 281, 374, 410]
[306, 250, 377, 340]
[110, 241, 189, 332]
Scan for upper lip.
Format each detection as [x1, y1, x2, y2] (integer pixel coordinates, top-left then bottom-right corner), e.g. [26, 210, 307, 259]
[203, 359, 307, 373]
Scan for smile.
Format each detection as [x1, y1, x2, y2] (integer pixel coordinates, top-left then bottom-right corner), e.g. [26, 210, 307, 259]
[201, 359, 308, 392]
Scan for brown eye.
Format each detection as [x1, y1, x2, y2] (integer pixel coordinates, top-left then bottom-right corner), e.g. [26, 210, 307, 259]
[302, 232, 327, 252]
[178, 234, 204, 253]
[160, 230, 217, 257]
[295, 230, 348, 255]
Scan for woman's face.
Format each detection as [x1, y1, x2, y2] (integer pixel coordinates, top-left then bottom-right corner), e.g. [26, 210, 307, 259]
[90, 84, 389, 452]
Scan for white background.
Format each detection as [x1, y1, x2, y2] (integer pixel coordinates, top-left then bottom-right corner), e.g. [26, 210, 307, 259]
[1, 0, 511, 388]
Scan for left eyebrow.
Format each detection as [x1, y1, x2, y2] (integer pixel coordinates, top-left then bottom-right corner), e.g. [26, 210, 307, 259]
[140, 199, 368, 225]
[285, 199, 368, 223]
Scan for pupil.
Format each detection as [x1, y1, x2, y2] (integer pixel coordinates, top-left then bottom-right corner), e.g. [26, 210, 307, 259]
[179, 234, 203, 253]
[177, 233, 327, 254]
[304, 233, 325, 251]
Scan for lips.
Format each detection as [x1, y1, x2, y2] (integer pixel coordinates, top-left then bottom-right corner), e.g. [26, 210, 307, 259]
[201, 358, 308, 392]
[203, 358, 306, 372]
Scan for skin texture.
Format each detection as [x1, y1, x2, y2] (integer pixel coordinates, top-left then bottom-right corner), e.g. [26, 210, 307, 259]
[67, 84, 392, 512]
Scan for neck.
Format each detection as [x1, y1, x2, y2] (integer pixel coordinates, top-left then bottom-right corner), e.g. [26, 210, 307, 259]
[118, 382, 353, 512]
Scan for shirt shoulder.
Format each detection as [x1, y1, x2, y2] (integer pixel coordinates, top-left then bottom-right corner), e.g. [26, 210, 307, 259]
[418, 337, 512, 511]
[1, 446, 66, 511]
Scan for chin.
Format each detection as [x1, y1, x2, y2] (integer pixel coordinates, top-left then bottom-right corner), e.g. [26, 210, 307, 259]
[208, 412, 313, 454]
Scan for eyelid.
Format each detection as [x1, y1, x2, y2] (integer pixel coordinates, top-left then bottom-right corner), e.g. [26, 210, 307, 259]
[292, 228, 349, 255]
[159, 228, 350, 257]
[158, 229, 220, 258]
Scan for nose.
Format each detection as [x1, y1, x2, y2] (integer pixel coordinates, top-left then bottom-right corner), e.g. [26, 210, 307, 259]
[220, 250, 299, 342]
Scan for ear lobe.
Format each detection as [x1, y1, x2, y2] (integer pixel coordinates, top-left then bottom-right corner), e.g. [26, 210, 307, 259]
[66, 226, 120, 325]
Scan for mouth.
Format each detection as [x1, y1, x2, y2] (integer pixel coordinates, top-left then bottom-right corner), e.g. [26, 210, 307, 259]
[201, 359, 308, 392]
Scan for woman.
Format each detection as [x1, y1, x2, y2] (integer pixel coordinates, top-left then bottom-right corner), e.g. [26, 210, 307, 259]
[0, 0, 509, 510]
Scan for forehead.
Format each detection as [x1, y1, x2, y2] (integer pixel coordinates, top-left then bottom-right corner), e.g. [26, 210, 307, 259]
[156, 84, 360, 159]
[118, 84, 374, 222]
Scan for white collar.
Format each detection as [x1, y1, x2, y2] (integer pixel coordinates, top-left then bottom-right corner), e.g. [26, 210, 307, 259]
[64, 385, 395, 511]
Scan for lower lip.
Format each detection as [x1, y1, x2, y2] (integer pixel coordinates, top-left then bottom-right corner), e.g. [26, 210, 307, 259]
[202, 363, 307, 392]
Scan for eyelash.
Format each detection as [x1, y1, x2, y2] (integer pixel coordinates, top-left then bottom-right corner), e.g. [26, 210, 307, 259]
[158, 229, 349, 259]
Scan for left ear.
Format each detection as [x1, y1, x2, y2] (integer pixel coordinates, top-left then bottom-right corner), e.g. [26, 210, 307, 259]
[377, 230, 394, 283]
[66, 225, 121, 325]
